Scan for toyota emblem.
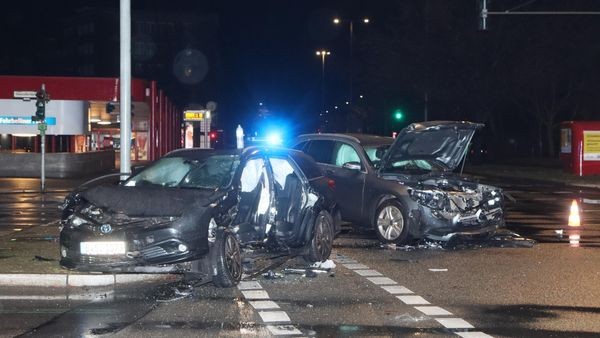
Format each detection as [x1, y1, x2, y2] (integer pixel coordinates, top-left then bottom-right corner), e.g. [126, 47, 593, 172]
[100, 224, 113, 234]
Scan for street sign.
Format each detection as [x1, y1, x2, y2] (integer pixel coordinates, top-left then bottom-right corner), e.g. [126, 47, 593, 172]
[184, 110, 207, 121]
[13, 91, 38, 99]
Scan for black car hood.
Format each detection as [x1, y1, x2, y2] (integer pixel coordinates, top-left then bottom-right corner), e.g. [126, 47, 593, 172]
[81, 185, 217, 217]
[383, 121, 483, 171]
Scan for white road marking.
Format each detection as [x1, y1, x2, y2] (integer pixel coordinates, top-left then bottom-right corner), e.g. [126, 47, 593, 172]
[435, 318, 474, 329]
[354, 269, 383, 276]
[380, 285, 413, 294]
[336, 254, 490, 337]
[396, 295, 430, 305]
[241, 290, 270, 300]
[249, 300, 280, 310]
[259, 310, 291, 323]
[237, 281, 263, 290]
[366, 277, 397, 285]
[455, 331, 494, 338]
[343, 263, 369, 270]
[267, 325, 303, 335]
[414, 306, 453, 316]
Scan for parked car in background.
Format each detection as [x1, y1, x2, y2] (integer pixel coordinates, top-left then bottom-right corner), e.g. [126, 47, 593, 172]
[60, 147, 335, 287]
[293, 121, 504, 245]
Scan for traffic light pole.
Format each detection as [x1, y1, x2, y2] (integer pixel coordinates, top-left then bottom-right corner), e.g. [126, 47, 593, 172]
[38, 122, 47, 192]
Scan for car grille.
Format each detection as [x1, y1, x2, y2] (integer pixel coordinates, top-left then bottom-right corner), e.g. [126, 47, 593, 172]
[141, 246, 169, 260]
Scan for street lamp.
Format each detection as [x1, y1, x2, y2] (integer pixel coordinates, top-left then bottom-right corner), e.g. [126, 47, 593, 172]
[332, 16, 370, 104]
[316, 50, 331, 127]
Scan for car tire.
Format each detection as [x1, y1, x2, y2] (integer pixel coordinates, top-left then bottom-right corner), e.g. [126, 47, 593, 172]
[212, 229, 242, 288]
[304, 210, 334, 263]
[374, 199, 410, 245]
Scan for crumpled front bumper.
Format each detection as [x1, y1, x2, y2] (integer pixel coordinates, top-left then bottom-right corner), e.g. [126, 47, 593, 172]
[411, 205, 504, 241]
[59, 223, 210, 273]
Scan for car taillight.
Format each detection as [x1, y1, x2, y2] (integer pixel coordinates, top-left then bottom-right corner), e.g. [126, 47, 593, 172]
[327, 179, 336, 190]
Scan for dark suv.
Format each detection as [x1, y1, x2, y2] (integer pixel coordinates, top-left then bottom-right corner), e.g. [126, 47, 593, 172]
[293, 121, 505, 245]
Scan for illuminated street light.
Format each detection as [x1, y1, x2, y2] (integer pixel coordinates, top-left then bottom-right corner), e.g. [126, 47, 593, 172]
[332, 16, 371, 115]
[316, 50, 332, 123]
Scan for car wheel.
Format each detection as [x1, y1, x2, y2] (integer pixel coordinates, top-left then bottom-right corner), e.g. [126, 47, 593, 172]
[212, 229, 242, 288]
[375, 200, 410, 245]
[304, 210, 334, 263]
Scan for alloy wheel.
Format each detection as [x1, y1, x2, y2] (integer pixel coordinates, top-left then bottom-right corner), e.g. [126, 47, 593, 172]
[377, 205, 404, 241]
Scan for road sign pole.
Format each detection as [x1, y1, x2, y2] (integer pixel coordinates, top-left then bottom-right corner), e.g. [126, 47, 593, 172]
[120, 0, 132, 180]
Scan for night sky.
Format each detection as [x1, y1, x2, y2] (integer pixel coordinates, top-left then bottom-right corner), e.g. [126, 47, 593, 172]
[2, 0, 600, 156]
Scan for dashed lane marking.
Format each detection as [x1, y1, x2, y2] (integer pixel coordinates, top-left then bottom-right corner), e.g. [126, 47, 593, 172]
[353, 269, 383, 276]
[380, 285, 413, 295]
[415, 306, 453, 316]
[335, 254, 492, 337]
[238, 281, 303, 336]
[238, 281, 263, 290]
[343, 263, 369, 269]
[366, 276, 397, 285]
[267, 325, 303, 335]
[396, 295, 431, 305]
[456, 331, 494, 338]
[259, 310, 291, 323]
[249, 300, 280, 310]
[241, 290, 270, 300]
[435, 318, 475, 329]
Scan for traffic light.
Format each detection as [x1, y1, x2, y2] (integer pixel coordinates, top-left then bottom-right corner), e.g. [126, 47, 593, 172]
[393, 109, 404, 121]
[210, 131, 217, 139]
[31, 86, 49, 122]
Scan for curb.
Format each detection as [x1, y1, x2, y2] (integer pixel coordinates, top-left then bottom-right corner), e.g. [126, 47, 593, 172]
[0, 273, 178, 287]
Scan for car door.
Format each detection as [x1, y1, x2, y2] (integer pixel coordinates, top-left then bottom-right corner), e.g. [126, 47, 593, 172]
[304, 140, 364, 223]
[236, 156, 273, 242]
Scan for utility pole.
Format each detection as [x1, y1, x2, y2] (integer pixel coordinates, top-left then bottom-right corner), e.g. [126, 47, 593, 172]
[120, 0, 132, 179]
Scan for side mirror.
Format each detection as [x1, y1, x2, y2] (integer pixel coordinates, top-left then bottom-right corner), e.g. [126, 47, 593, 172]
[131, 165, 145, 176]
[342, 161, 361, 171]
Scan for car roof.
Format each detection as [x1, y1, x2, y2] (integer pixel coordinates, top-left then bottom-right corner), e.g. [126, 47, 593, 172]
[164, 146, 311, 161]
[296, 133, 394, 147]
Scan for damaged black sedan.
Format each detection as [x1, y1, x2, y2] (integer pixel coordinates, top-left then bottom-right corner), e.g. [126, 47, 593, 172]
[294, 121, 504, 245]
[59, 147, 335, 287]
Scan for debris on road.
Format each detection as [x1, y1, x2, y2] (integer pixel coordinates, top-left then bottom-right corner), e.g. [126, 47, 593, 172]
[33, 255, 55, 262]
[310, 259, 336, 270]
[428, 268, 448, 272]
[382, 230, 535, 251]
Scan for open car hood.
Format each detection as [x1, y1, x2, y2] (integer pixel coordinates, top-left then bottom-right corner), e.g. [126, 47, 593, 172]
[382, 121, 484, 171]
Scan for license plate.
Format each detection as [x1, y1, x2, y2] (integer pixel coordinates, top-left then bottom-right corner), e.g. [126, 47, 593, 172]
[80, 241, 126, 255]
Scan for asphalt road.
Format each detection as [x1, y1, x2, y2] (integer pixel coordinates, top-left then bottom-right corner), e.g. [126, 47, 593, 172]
[1, 175, 599, 337]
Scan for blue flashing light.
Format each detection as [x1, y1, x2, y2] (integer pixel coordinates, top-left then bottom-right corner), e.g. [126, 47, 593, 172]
[266, 132, 283, 146]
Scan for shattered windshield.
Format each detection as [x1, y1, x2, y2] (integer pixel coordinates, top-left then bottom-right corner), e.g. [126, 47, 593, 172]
[125, 155, 240, 189]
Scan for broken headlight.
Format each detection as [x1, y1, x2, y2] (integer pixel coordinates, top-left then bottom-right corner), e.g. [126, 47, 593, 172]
[408, 188, 448, 210]
[69, 215, 88, 227]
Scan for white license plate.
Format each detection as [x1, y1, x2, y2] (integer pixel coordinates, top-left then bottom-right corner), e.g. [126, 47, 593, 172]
[80, 241, 126, 255]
